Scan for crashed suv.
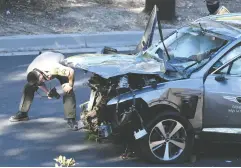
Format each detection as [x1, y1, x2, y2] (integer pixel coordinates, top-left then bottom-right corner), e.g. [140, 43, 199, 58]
[61, 8, 241, 163]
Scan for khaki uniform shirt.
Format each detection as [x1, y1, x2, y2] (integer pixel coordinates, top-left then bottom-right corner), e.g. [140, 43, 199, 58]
[27, 51, 70, 79]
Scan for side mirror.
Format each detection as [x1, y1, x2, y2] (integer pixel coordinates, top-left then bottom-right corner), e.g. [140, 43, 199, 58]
[215, 75, 226, 82]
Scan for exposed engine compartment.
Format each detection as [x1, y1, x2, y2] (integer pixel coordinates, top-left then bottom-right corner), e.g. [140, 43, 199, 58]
[80, 73, 166, 135]
[89, 73, 164, 94]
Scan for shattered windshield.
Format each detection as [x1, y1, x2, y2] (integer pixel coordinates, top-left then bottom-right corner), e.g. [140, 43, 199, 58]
[151, 24, 228, 73]
[164, 28, 225, 59]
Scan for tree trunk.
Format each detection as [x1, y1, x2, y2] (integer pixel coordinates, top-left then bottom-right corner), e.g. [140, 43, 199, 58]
[144, 0, 176, 20]
[0, 0, 6, 9]
[144, 0, 156, 13]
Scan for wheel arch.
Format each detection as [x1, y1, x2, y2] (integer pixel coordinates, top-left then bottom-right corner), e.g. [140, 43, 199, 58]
[141, 102, 180, 124]
[144, 105, 194, 133]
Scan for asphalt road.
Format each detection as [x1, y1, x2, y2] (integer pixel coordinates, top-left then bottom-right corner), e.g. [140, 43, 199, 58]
[1, 54, 241, 166]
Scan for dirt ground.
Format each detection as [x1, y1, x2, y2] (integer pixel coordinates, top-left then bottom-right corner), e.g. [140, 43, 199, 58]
[0, 0, 241, 36]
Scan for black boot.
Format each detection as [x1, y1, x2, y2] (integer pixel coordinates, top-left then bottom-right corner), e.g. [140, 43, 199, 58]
[67, 118, 78, 131]
[9, 112, 29, 122]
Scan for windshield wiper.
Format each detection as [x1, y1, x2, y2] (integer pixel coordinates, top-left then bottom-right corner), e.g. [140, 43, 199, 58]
[183, 62, 198, 72]
[199, 23, 206, 34]
[157, 16, 170, 60]
[199, 23, 205, 31]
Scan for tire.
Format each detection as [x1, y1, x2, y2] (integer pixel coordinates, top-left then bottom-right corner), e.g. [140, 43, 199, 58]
[138, 111, 194, 164]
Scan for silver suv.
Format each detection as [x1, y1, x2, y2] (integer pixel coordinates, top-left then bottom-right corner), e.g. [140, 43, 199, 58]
[62, 8, 241, 163]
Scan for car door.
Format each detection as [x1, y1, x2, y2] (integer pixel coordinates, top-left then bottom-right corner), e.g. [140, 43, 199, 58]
[203, 45, 241, 128]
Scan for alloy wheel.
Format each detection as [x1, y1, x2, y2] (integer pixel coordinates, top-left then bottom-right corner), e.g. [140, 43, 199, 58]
[149, 119, 187, 161]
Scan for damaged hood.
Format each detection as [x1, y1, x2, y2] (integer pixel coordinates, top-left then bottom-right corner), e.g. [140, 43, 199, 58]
[61, 53, 165, 79]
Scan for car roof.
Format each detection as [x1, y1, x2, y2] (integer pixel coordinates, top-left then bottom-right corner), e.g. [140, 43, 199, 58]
[192, 13, 241, 39]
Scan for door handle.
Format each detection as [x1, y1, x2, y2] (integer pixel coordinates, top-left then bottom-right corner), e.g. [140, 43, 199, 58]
[236, 97, 241, 103]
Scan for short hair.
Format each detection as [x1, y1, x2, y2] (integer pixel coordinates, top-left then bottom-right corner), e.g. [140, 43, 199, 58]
[206, 0, 220, 14]
[27, 70, 39, 85]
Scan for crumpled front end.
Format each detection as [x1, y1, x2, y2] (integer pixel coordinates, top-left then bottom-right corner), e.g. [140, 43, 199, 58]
[78, 70, 168, 140]
[61, 53, 166, 79]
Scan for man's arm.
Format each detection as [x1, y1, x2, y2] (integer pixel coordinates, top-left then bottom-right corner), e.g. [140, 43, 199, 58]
[68, 67, 75, 87]
[63, 67, 74, 93]
[51, 64, 75, 93]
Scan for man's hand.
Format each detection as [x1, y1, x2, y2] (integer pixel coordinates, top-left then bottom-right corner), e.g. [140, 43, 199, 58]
[62, 83, 73, 93]
[48, 96, 53, 99]
[47, 92, 53, 99]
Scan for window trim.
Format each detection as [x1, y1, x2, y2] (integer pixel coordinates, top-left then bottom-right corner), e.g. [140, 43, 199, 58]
[208, 43, 241, 74]
[228, 57, 241, 76]
[227, 61, 233, 75]
[212, 54, 241, 75]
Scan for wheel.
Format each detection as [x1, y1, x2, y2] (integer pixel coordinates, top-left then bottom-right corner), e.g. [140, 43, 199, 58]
[138, 111, 194, 164]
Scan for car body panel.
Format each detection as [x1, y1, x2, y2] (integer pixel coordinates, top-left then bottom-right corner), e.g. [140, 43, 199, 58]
[204, 74, 241, 128]
[107, 78, 203, 129]
[135, 5, 158, 53]
[61, 53, 164, 79]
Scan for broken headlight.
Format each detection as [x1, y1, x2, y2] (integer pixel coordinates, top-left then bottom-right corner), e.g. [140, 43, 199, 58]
[118, 75, 129, 88]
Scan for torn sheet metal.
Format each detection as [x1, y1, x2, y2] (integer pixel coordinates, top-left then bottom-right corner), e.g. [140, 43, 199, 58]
[194, 13, 241, 38]
[61, 53, 165, 79]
